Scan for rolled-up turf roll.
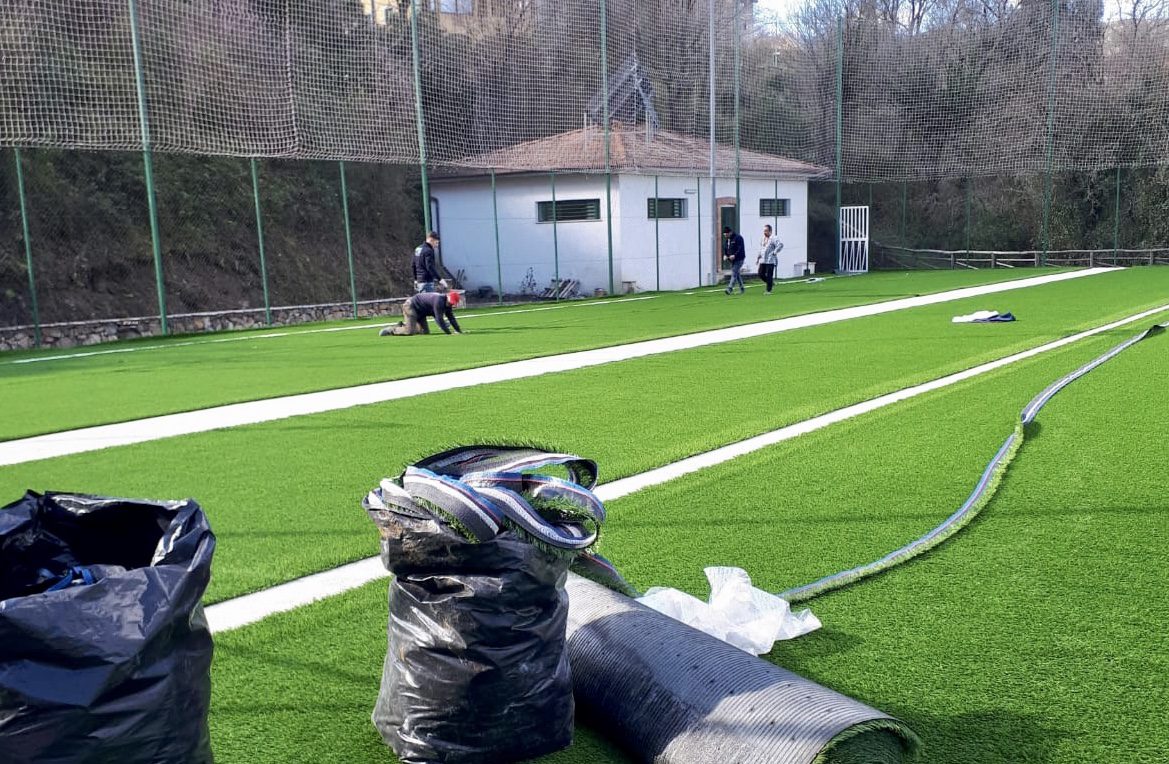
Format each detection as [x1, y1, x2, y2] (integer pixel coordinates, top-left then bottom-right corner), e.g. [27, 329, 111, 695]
[565, 574, 919, 764]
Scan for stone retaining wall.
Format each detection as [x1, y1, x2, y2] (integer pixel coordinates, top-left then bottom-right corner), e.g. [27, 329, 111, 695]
[0, 298, 409, 352]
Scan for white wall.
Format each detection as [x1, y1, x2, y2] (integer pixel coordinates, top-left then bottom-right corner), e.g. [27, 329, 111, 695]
[431, 172, 811, 296]
[431, 174, 615, 297]
[735, 178, 811, 280]
[615, 175, 706, 291]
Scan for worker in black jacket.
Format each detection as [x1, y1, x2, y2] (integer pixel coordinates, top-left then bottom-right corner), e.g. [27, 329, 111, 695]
[412, 232, 446, 293]
[723, 226, 747, 295]
[380, 291, 464, 336]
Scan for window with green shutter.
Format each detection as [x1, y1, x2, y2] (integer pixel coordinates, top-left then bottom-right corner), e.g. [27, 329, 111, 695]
[537, 199, 601, 222]
[647, 198, 687, 219]
[760, 198, 791, 217]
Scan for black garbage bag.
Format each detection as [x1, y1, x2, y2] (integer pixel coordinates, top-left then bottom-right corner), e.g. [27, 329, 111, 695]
[0, 491, 216, 764]
[363, 446, 627, 764]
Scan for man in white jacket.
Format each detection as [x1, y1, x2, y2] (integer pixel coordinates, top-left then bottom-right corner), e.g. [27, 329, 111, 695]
[755, 225, 783, 294]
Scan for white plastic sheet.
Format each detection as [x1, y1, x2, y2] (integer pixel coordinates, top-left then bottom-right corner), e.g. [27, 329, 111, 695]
[636, 567, 821, 655]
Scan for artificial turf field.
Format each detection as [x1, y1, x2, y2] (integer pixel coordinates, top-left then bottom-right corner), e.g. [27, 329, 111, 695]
[3, 267, 1168, 763]
[0, 268, 1075, 440]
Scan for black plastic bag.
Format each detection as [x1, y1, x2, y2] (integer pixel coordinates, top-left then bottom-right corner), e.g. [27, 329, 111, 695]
[366, 508, 575, 764]
[363, 445, 625, 764]
[0, 491, 216, 764]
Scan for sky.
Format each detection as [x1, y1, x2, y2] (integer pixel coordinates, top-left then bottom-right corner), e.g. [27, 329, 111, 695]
[754, 0, 802, 23]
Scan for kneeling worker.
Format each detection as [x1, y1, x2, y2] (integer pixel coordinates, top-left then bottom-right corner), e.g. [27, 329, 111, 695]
[380, 290, 463, 336]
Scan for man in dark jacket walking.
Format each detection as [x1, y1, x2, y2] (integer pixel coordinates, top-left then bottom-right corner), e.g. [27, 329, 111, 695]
[380, 291, 464, 336]
[412, 232, 446, 293]
[722, 226, 746, 294]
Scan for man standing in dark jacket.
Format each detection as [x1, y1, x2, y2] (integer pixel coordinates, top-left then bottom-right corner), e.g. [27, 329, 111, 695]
[380, 291, 464, 336]
[722, 226, 746, 295]
[412, 232, 446, 293]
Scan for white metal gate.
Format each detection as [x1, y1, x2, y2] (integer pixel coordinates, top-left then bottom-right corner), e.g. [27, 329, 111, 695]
[839, 205, 870, 273]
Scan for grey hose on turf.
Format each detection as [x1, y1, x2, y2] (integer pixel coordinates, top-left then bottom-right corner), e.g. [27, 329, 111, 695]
[565, 574, 920, 764]
[779, 319, 1167, 604]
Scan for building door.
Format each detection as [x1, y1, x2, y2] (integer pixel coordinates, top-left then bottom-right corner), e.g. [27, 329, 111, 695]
[717, 203, 737, 272]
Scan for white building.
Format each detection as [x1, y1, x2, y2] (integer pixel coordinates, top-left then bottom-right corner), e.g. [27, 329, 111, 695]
[430, 126, 828, 296]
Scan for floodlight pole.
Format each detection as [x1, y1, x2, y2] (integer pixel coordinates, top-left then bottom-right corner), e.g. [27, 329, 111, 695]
[1041, 0, 1060, 267]
[709, 0, 718, 282]
[600, 0, 615, 296]
[409, 0, 433, 238]
[835, 15, 843, 274]
[492, 169, 503, 304]
[249, 158, 273, 326]
[12, 148, 41, 347]
[127, 0, 168, 335]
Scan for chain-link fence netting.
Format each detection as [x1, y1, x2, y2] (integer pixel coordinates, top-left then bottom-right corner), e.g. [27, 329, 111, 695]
[2, 1, 1167, 173]
[344, 160, 421, 302]
[154, 153, 265, 316]
[0, 150, 32, 329]
[2, 1, 1169, 336]
[19, 149, 159, 324]
[256, 158, 353, 308]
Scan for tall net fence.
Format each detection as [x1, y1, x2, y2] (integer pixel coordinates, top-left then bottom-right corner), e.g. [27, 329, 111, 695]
[1, 0, 1168, 342]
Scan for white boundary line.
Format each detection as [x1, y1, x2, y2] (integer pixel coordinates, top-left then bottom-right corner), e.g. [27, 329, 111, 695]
[4, 296, 661, 366]
[0, 269, 1115, 467]
[203, 298, 1169, 634]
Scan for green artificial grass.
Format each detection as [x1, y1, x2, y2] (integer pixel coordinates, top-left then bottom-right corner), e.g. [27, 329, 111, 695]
[2, 279, 1166, 603]
[771, 336, 1169, 764]
[0, 268, 1080, 440]
[206, 329, 1168, 764]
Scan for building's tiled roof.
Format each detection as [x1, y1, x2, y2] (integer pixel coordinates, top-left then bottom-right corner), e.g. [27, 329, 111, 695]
[435, 126, 829, 179]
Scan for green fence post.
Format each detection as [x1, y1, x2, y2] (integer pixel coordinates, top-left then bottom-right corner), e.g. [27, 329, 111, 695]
[733, 0, 741, 232]
[12, 148, 41, 347]
[339, 161, 358, 319]
[654, 175, 661, 291]
[708, 0, 717, 281]
[600, 0, 614, 296]
[696, 175, 703, 286]
[900, 180, 907, 245]
[1041, 0, 1060, 267]
[127, 0, 168, 334]
[409, 0, 432, 238]
[492, 169, 503, 304]
[249, 158, 273, 326]
[1113, 166, 1121, 261]
[835, 15, 844, 273]
[965, 177, 973, 259]
[773, 178, 779, 236]
[551, 171, 559, 300]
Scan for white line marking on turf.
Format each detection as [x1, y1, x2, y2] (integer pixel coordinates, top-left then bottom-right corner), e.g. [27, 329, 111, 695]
[4, 296, 661, 366]
[0, 269, 1116, 467]
[202, 296, 1168, 634]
